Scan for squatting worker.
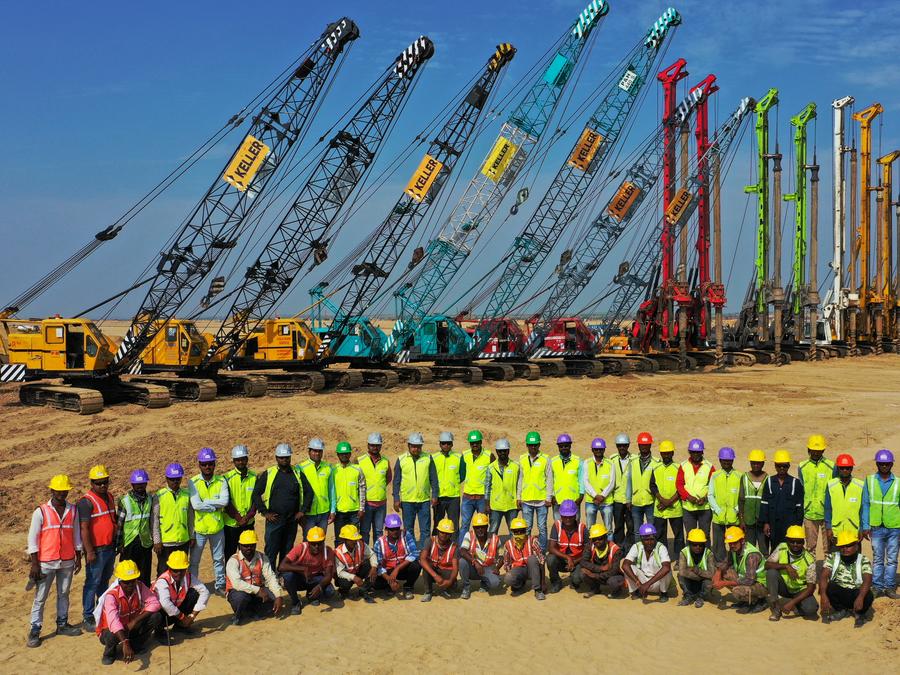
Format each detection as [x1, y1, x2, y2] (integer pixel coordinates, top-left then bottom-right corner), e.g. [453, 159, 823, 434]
[458, 513, 502, 599]
[334, 525, 377, 603]
[622, 523, 673, 602]
[677, 529, 714, 608]
[223, 444, 257, 560]
[520, 431, 552, 551]
[153, 550, 209, 639]
[152, 463, 194, 575]
[419, 518, 459, 602]
[189, 448, 229, 595]
[431, 431, 463, 535]
[502, 517, 546, 601]
[547, 499, 586, 593]
[225, 530, 284, 625]
[373, 513, 421, 599]
[359, 432, 392, 545]
[764, 525, 818, 622]
[279, 527, 336, 615]
[820, 531, 874, 628]
[115, 469, 153, 587]
[759, 450, 804, 550]
[712, 526, 768, 614]
[487, 438, 521, 536]
[580, 522, 624, 599]
[79, 465, 118, 631]
[95, 560, 161, 666]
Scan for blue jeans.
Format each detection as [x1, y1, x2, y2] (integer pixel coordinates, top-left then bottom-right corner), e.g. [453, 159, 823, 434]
[190, 530, 226, 590]
[631, 504, 654, 535]
[459, 497, 487, 544]
[82, 547, 116, 620]
[585, 502, 614, 538]
[489, 509, 517, 537]
[871, 526, 900, 590]
[401, 501, 431, 548]
[304, 513, 330, 539]
[361, 503, 386, 545]
[521, 503, 549, 551]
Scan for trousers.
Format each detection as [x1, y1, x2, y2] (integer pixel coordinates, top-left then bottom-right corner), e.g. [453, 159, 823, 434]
[156, 543, 189, 576]
[264, 518, 298, 570]
[613, 502, 633, 548]
[826, 583, 874, 614]
[433, 497, 460, 535]
[765, 569, 818, 616]
[361, 503, 387, 546]
[373, 561, 421, 591]
[190, 530, 225, 591]
[224, 522, 255, 560]
[99, 612, 161, 661]
[520, 504, 549, 551]
[870, 526, 900, 591]
[683, 509, 711, 541]
[458, 558, 502, 592]
[459, 497, 487, 544]
[654, 516, 684, 561]
[228, 589, 275, 620]
[82, 547, 116, 620]
[546, 554, 584, 587]
[678, 575, 712, 598]
[585, 502, 614, 536]
[401, 501, 431, 549]
[489, 509, 517, 538]
[120, 539, 153, 587]
[282, 572, 335, 604]
[30, 564, 74, 629]
[160, 588, 200, 630]
[503, 556, 543, 592]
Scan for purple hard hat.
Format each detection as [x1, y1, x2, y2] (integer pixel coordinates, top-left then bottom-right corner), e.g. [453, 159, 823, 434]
[718, 447, 736, 461]
[875, 449, 895, 463]
[591, 437, 607, 450]
[688, 438, 705, 453]
[557, 433, 572, 444]
[559, 499, 578, 517]
[384, 514, 402, 529]
[197, 447, 217, 463]
[638, 523, 657, 537]
[129, 468, 149, 484]
[165, 463, 184, 479]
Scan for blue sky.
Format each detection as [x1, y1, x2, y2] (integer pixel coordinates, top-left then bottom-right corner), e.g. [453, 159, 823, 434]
[2, 0, 898, 320]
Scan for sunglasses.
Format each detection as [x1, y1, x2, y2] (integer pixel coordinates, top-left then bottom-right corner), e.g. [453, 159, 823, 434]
[199, 462, 216, 467]
[92, 479, 109, 485]
[775, 463, 790, 469]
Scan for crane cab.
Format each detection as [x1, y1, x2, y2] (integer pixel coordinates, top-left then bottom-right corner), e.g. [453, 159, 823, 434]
[543, 318, 596, 354]
[140, 320, 209, 370]
[3, 317, 115, 377]
[238, 318, 321, 366]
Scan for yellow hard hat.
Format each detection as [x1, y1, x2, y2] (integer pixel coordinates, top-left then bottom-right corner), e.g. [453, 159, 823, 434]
[436, 518, 455, 534]
[836, 531, 859, 547]
[589, 523, 608, 539]
[471, 513, 489, 527]
[807, 434, 827, 451]
[510, 517, 528, 531]
[659, 440, 676, 454]
[748, 449, 766, 462]
[167, 550, 190, 570]
[306, 527, 326, 543]
[785, 525, 805, 541]
[238, 530, 258, 545]
[773, 449, 792, 464]
[48, 474, 74, 491]
[115, 560, 141, 581]
[89, 464, 110, 481]
[687, 528, 707, 544]
[339, 524, 361, 541]
[723, 526, 745, 544]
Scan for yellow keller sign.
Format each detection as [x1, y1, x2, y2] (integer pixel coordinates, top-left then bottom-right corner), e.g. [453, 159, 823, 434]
[567, 127, 604, 171]
[405, 154, 443, 202]
[223, 135, 270, 192]
[665, 188, 693, 226]
[607, 181, 641, 222]
[481, 137, 518, 182]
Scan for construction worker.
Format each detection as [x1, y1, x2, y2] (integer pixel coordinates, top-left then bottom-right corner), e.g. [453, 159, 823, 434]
[332, 442, 366, 540]
[739, 449, 768, 553]
[223, 444, 257, 560]
[551, 433, 583, 521]
[251, 443, 313, 569]
[153, 550, 209, 639]
[677, 438, 714, 542]
[459, 429, 491, 543]
[373, 513, 421, 599]
[359, 432, 392, 545]
[79, 465, 118, 631]
[95, 560, 162, 665]
[824, 453, 864, 553]
[583, 438, 615, 533]
[819, 530, 874, 627]
[458, 513, 502, 598]
[298, 437, 334, 535]
[764, 525, 818, 621]
[431, 431, 463, 535]
[712, 526, 767, 613]
[487, 438, 521, 536]
[333, 524, 377, 603]
[393, 432, 436, 548]
[26, 475, 83, 648]
[628, 433, 659, 536]
[279, 526, 335, 614]
[677, 529, 714, 608]
[547, 499, 586, 592]
[709, 447, 743, 562]
[612, 433, 633, 548]
[420, 518, 459, 601]
[225, 530, 283, 625]
[152, 463, 194, 575]
[759, 449, 804, 549]
[115, 469, 153, 587]
[650, 440, 683, 560]
[189, 447, 229, 595]
[862, 449, 899, 598]
[798, 434, 836, 554]
[622, 523, 672, 602]
[580, 522, 624, 598]
[519, 431, 552, 551]
[501, 517, 546, 600]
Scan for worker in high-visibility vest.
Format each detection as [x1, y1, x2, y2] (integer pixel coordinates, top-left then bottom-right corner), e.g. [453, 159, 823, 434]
[26, 475, 83, 649]
[583, 438, 615, 534]
[359, 432, 392, 546]
[798, 434, 836, 554]
[547, 499, 587, 592]
[458, 513, 502, 598]
[677, 528, 714, 607]
[677, 438, 715, 543]
[373, 513, 421, 599]
[486, 438, 521, 536]
[152, 463, 194, 575]
[579, 522, 624, 598]
[114, 469, 153, 587]
[519, 431, 552, 551]
[759, 450, 804, 550]
[189, 448, 229, 595]
[153, 550, 209, 638]
[223, 444, 257, 560]
[612, 433, 633, 548]
[709, 447, 744, 562]
[763, 525, 818, 621]
[459, 430, 492, 543]
[819, 530, 874, 627]
[298, 438, 334, 535]
[739, 449, 768, 553]
[431, 431, 463, 535]
[279, 526, 336, 614]
[333, 524, 378, 602]
[628, 432, 659, 538]
[420, 518, 459, 602]
[501, 517, 546, 600]
[79, 465, 117, 631]
[861, 449, 900, 599]
[225, 530, 283, 625]
[95, 560, 162, 665]
[824, 454, 864, 552]
[332, 442, 366, 542]
[712, 526, 767, 613]
[551, 433, 583, 522]
[622, 522, 672, 602]
[393, 433, 437, 548]
[650, 440, 682, 560]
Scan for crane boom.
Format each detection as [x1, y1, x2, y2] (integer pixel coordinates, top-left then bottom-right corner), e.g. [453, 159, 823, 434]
[852, 103, 884, 321]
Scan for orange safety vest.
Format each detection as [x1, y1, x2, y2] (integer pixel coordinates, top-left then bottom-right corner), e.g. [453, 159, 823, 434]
[157, 569, 192, 608]
[378, 535, 408, 571]
[504, 538, 535, 569]
[287, 542, 330, 576]
[590, 541, 620, 572]
[554, 520, 586, 557]
[335, 542, 366, 573]
[96, 584, 147, 635]
[83, 490, 116, 548]
[225, 555, 263, 592]
[38, 503, 77, 563]
[428, 540, 457, 570]
[467, 530, 499, 567]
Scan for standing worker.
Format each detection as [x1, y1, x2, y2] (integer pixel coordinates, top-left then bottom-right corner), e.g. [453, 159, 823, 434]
[94, 560, 162, 665]
[26, 475, 83, 648]
[739, 450, 769, 553]
[152, 463, 194, 575]
[551, 433, 583, 521]
[502, 517, 546, 600]
[458, 513, 502, 598]
[298, 438, 334, 536]
[519, 431, 552, 551]
[677, 438, 714, 542]
[189, 448, 229, 596]
[431, 431, 463, 535]
[583, 438, 615, 533]
[373, 513, 421, 599]
[712, 526, 768, 613]
[709, 447, 743, 562]
[279, 527, 335, 614]
[359, 432, 392, 545]
[628, 433, 659, 535]
[579, 523, 624, 598]
[819, 531, 874, 627]
[764, 525, 818, 621]
[862, 449, 900, 598]
[393, 432, 436, 548]
[677, 529, 714, 608]
[225, 530, 283, 624]
[621, 523, 673, 602]
[650, 440, 683, 560]
[546, 500, 586, 592]
[487, 438, 521, 537]
[79, 465, 117, 632]
[223, 444, 257, 560]
[115, 470, 153, 587]
[419, 518, 459, 602]
[798, 434, 836, 554]
[332, 442, 366, 539]
[153, 550, 209, 638]
[612, 433, 633, 548]
[824, 454, 864, 553]
[333, 524, 377, 602]
[459, 430, 491, 542]
[759, 450, 804, 550]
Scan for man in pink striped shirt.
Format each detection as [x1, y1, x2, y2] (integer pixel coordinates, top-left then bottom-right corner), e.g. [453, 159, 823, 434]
[95, 560, 162, 665]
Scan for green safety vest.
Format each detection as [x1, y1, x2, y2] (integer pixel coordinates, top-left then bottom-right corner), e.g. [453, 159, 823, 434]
[741, 473, 766, 526]
[398, 453, 432, 503]
[653, 462, 682, 518]
[635, 542, 666, 567]
[520, 453, 549, 502]
[680, 546, 712, 572]
[630, 456, 659, 507]
[121, 492, 152, 548]
[827, 478, 864, 535]
[799, 458, 835, 520]
[489, 460, 520, 512]
[462, 450, 491, 495]
[261, 466, 305, 511]
[775, 543, 815, 594]
[334, 463, 363, 513]
[431, 452, 462, 498]
[299, 460, 333, 516]
[223, 468, 257, 527]
[358, 455, 389, 502]
[551, 455, 582, 502]
[681, 460, 713, 512]
[732, 542, 766, 585]
[828, 551, 864, 586]
[586, 459, 614, 505]
[157, 487, 190, 545]
[191, 475, 226, 535]
[612, 455, 631, 504]
[712, 469, 743, 525]
[866, 474, 900, 528]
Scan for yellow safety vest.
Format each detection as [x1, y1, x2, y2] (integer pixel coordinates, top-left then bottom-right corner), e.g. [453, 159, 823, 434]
[827, 478, 864, 535]
[299, 460, 333, 516]
[652, 462, 682, 518]
[630, 455, 659, 507]
[867, 474, 900, 528]
[431, 452, 462, 498]
[489, 460, 520, 512]
[612, 455, 631, 504]
[775, 543, 814, 594]
[680, 460, 713, 512]
[398, 453, 432, 503]
[520, 453, 549, 502]
[358, 455, 389, 503]
[223, 469, 257, 527]
[586, 459, 614, 505]
[333, 463, 363, 513]
[680, 546, 712, 572]
[799, 458, 835, 520]
[551, 455, 582, 502]
[711, 469, 743, 525]
[261, 466, 305, 511]
[462, 450, 491, 495]
[733, 542, 766, 585]
[191, 475, 226, 535]
[156, 488, 189, 545]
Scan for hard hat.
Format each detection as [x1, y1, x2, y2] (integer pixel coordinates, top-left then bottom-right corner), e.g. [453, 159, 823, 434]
[785, 525, 805, 541]
[807, 434, 827, 452]
[718, 447, 736, 461]
[773, 450, 792, 464]
[589, 523, 608, 539]
[615, 433, 630, 445]
[339, 524, 362, 541]
[48, 474, 74, 491]
[167, 550, 190, 570]
[439, 431, 454, 443]
[748, 449, 766, 462]
[557, 433, 572, 444]
[436, 518, 455, 534]
[129, 469, 149, 485]
[559, 499, 578, 517]
[495, 438, 511, 451]
[638, 523, 657, 537]
[836, 453, 854, 468]
[165, 463, 184, 479]
[525, 431, 541, 445]
[115, 560, 141, 581]
[836, 531, 859, 547]
[336, 441, 352, 454]
[275, 442, 293, 458]
[688, 438, 704, 453]
[467, 430, 483, 443]
[306, 527, 326, 543]
[659, 440, 676, 454]
[875, 449, 895, 464]
[231, 444, 249, 459]
[687, 528, 707, 544]
[367, 432, 383, 445]
[238, 530, 258, 545]
[471, 513, 489, 527]
[510, 517, 528, 531]
[407, 432, 424, 445]
[637, 432, 653, 445]
[308, 438, 326, 451]
[384, 514, 402, 529]
[724, 526, 745, 544]
[591, 438, 606, 450]
[197, 447, 217, 463]
[89, 465, 110, 481]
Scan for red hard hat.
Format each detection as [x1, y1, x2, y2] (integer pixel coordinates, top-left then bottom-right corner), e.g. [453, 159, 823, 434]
[637, 432, 653, 445]
[835, 453, 855, 468]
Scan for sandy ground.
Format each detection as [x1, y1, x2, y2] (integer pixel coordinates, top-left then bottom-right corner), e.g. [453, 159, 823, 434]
[1, 355, 900, 673]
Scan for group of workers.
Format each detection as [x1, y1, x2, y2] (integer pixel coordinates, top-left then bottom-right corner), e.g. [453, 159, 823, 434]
[27, 430, 896, 663]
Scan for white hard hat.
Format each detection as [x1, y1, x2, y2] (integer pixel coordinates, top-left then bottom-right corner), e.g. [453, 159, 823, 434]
[615, 433, 630, 445]
[275, 443, 293, 458]
[495, 438, 510, 451]
[439, 431, 454, 443]
[407, 432, 424, 446]
[308, 438, 326, 451]
[231, 444, 249, 459]
[367, 432, 383, 445]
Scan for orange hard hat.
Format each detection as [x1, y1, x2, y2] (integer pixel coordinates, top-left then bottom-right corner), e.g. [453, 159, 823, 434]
[835, 453, 855, 468]
[637, 432, 653, 445]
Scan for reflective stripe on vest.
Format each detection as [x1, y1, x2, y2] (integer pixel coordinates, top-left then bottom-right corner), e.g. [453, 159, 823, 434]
[827, 478, 864, 535]
[612, 455, 631, 503]
[226, 555, 263, 592]
[733, 542, 766, 585]
[261, 466, 305, 511]
[468, 531, 499, 567]
[741, 473, 766, 526]
[799, 458, 835, 520]
[84, 490, 116, 548]
[652, 462, 682, 518]
[712, 470, 743, 525]
[97, 584, 146, 635]
[399, 453, 431, 503]
[551, 455, 581, 502]
[158, 569, 192, 607]
[680, 546, 711, 572]
[335, 542, 366, 573]
[590, 541, 620, 571]
[299, 460, 332, 516]
[866, 474, 900, 528]
[428, 540, 457, 570]
[378, 535, 408, 570]
[489, 460, 520, 512]
[38, 503, 76, 562]
[636, 543, 664, 568]
[431, 452, 462, 498]
[555, 520, 586, 557]
[358, 455, 389, 502]
[776, 544, 814, 594]
[192, 475, 226, 535]
[223, 469, 257, 527]
[520, 453, 549, 502]
[334, 464, 362, 513]
[156, 488, 190, 545]
[828, 551, 863, 586]
[505, 537, 534, 568]
[681, 460, 713, 511]
[121, 492, 152, 548]
[586, 459, 614, 505]
[462, 451, 491, 495]
[630, 456, 659, 507]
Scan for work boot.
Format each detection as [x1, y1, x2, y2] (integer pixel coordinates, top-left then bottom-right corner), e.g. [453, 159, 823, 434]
[439, 590, 452, 600]
[290, 602, 302, 616]
[421, 592, 433, 603]
[156, 631, 174, 646]
[694, 597, 704, 609]
[583, 590, 597, 599]
[403, 590, 415, 600]
[363, 592, 376, 604]
[101, 651, 116, 666]
[678, 594, 693, 606]
[884, 589, 900, 600]
[82, 616, 96, 632]
[549, 581, 562, 594]
[872, 588, 883, 599]
[769, 604, 782, 622]
[749, 600, 767, 614]
[230, 615, 242, 626]
[534, 590, 546, 601]
[631, 591, 641, 600]
[735, 603, 753, 614]
[460, 588, 471, 600]
[56, 622, 82, 637]
[854, 614, 867, 628]
[26, 626, 40, 648]
[658, 592, 669, 603]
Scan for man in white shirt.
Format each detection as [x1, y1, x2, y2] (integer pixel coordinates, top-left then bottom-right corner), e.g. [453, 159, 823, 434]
[152, 550, 209, 640]
[621, 522, 673, 602]
[224, 531, 283, 624]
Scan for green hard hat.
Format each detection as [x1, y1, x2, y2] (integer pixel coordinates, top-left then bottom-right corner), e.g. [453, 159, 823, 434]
[467, 429, 483, 443]
[336, 441, 352, 454]
[526, 431, 541, 445]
